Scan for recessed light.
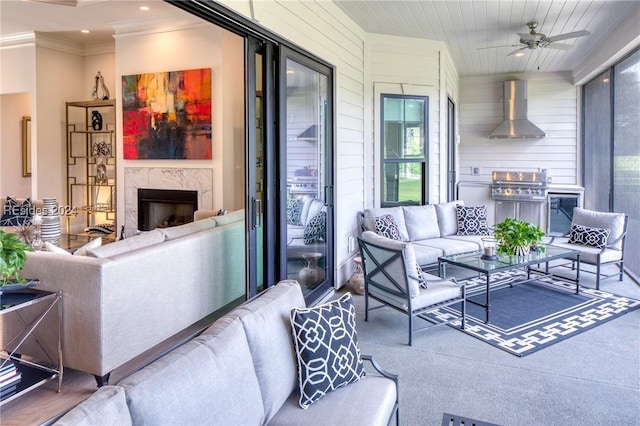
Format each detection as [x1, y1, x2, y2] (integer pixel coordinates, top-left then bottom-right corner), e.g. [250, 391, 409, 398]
[514, 52, 525, 57]
[139, 6, 149, 11]
[81, 29, 90, 34]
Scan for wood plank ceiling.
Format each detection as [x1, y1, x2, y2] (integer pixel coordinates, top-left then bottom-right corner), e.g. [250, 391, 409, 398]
[333, 0, 638, 76]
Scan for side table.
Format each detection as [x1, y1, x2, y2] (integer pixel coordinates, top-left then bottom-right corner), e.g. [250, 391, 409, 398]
[0, 289, 63, 406]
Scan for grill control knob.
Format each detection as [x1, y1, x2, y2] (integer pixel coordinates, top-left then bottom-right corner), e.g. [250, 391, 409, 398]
[515, 188, 522, 195]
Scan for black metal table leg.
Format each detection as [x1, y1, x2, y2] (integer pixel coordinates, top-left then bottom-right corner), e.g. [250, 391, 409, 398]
[485, 273, 490, 323]
[575, 253, 581, 294]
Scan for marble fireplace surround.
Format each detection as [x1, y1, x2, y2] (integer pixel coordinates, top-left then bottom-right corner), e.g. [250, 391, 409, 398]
[124, 167, 213, 231]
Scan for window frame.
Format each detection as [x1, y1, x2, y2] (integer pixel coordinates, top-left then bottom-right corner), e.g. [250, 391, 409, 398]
[379, 93, 429, 207]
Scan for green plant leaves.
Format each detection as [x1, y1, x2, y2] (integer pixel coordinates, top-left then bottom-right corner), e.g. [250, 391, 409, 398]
[493, 217, 545, 256]
[0, 230, 34, 286]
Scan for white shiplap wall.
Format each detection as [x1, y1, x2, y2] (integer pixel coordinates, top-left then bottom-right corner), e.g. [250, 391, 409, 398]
[366, 33, 458, 206]
[458, 72, 579, 185]
[219, 0, 367, 285]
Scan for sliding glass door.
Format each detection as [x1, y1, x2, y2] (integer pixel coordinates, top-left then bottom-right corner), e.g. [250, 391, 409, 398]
[279, 47, 334, 301]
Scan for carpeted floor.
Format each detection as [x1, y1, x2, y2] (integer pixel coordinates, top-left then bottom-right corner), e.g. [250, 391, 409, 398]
[423, 270, 640, 356]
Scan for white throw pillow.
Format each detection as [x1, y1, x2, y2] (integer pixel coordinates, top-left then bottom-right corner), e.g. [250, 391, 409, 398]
[45, 237, 103, 256]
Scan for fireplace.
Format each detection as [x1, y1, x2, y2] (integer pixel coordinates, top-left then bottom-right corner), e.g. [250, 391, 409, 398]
[138, 189, 198, 231]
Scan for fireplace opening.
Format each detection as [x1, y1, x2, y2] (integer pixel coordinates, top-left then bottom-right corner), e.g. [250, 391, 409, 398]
[138, 189, 198, 231]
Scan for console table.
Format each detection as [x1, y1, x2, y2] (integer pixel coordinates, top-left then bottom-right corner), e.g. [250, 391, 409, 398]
[0, 289, 63, 406]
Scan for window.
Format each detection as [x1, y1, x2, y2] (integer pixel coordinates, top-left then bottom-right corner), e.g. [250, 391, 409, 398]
[381, 95, 428, 206]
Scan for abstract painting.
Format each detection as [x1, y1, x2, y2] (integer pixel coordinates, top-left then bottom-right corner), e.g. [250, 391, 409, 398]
[122, 68, 212, 159]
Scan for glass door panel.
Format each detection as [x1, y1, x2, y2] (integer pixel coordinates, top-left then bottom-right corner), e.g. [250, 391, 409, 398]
[281, 52, 333, 301]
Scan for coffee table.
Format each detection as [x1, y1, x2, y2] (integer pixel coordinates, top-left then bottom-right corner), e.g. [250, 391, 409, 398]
[438, 245, 581, 323]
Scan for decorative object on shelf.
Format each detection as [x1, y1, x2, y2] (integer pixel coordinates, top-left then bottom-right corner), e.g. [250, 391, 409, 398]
[348, 256, 365, 295]
[493, 217, 545, 257]
[91, 141, 111, 157]
[40, 198, 61, 247]
[298, 252, 325, 288]
[481, 237, 498, 261]
[122, 68, 212, 159]
[91, 110, 103, 131]
[30, 214, 43, 250]
[0, 229, 34, 289]
[91, 71, 110, 100]
[96, 162, 108, 185]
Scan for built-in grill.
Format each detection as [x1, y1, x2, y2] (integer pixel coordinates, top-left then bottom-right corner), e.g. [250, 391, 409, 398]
[491, 171, 548, 202]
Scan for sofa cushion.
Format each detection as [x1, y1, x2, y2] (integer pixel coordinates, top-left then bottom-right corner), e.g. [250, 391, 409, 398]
[415, 237, 479, 256]
[568, 223, 610, 249]
[232, 280, 306, 423]
[363, 207, 409, 241]
[53, 385, 132, 426]
[435, 200, 463, 236]
[456, 205, 489, 236]
[290, 293, 365, 408]
[120, 318, 265, 426]
[1, 196, 32, 226]
[373, 214, 402, 241]
[300, 198, 324, 227]
[571, 208, 625, 250]
[402, 205, 440, 241]
[303, 210, 326, 244]
[86, 229, 164, 258]
[160, 218, 216, 240]
[269, 374, 397, 426]
[409, 242, 444, 266]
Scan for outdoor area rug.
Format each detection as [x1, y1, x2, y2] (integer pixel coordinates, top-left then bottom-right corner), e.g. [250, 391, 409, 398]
[425, 270, 640, 356]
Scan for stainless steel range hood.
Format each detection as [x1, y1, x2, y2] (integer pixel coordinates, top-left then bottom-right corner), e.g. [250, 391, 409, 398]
[488, 80, 545, 139]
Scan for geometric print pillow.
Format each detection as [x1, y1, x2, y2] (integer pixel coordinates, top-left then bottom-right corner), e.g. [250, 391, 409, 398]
[287, 198, 304, 226]
[373, 214, 402, 241]
[0, 196, 33, 226]
[290, 293, 365, 409]
[568, 223, 610, 249]
[456, 205, 490, 236]
[303, 210, 326, 245]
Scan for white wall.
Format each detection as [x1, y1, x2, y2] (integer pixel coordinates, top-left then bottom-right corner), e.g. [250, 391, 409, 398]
[114, 24, 245, 228]
[0, 93, 31, 197]
[366, 33, 459, 207]
[458, 72, 578, 185]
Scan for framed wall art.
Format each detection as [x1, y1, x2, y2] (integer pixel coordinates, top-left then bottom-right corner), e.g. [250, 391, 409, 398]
[122, 68, 212, 160]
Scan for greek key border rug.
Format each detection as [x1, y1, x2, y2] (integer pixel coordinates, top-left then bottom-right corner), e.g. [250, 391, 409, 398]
[426, 270, 640, 357]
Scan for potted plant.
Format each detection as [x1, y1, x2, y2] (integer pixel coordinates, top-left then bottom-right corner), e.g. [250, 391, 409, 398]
[0, 230, 34, 290]
[493, 217, 545, 257]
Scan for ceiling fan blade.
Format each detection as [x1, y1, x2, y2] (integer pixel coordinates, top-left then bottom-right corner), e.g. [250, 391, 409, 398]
[507, 47, 528, 56]
[546, 30, 590, 43]
[477, 44, 519, 51]
[517, 32, 535, 42]
[545, 43, 573, 51]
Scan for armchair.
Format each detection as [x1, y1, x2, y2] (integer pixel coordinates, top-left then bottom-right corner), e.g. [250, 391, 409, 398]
[357, 231, 466, 346]
[549, 207, 627, 290]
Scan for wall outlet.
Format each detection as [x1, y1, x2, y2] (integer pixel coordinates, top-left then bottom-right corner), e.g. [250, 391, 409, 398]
[348, 236, 356, 253]
[472, 167, 481, 175]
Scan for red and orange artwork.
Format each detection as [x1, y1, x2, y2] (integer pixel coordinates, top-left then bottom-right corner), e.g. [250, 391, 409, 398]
[122, 68, 212, 159]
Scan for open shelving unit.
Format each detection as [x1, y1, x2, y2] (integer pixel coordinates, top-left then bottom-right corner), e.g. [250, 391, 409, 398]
[65, 100, 116, 241]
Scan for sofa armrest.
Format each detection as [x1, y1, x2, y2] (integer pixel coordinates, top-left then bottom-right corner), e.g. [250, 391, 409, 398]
[361, 355, 399, 426]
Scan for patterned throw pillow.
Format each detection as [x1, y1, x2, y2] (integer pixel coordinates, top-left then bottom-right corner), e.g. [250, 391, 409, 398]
[416, 263, 428, 289]
[1, 197, 33, 226]
[568, 223, 610, 249]
[373, 214, 402, 241]
[303, 210, 326, 245]
[290, 293, 365, 409]
[287, 198, 304, 226]
[456, 205, 489, 236]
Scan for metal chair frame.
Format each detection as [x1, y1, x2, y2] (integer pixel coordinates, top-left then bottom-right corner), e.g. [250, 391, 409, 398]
[358, 236, 466, 346]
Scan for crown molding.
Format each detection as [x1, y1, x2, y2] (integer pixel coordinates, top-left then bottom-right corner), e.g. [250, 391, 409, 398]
[112, 18, 208, 40]
[0, 32, 36, 48]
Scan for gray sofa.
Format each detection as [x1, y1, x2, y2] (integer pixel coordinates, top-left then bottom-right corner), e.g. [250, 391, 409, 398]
[360, 201, 488, 269]
[12, 210, 245, 385]
[54, 280, 399, 426]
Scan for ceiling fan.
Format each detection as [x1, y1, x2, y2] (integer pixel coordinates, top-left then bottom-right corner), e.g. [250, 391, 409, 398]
[480, 21, 590, 57]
